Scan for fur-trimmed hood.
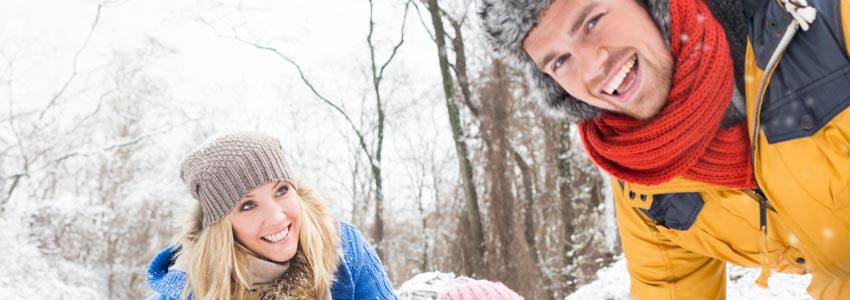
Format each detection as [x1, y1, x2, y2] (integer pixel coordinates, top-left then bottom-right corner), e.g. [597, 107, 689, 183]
[479, 0, 749, 123]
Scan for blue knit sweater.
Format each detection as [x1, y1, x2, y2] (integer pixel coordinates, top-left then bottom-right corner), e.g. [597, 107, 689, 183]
[146, 222, 397, 299]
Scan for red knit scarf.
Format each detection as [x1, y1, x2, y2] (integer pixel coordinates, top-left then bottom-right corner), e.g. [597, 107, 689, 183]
[578, 0, 755, 188]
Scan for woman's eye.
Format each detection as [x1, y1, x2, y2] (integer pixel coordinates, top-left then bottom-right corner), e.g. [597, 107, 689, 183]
[240, 201, 256, 211]
[586, 13, 603, 32]
[275, 185, 289, 197]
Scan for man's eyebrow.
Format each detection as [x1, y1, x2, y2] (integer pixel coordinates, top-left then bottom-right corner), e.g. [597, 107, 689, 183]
[569, 2, 599, 36]
[538, 52, 558, 70]
[535, 2, 599, 70]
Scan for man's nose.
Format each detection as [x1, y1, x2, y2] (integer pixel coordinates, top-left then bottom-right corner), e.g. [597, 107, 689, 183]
[578, 44, 610, 85]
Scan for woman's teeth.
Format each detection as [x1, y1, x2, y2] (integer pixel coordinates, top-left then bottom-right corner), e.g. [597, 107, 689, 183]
[262, 226, 289, 242]
[604, 55, 637, 95]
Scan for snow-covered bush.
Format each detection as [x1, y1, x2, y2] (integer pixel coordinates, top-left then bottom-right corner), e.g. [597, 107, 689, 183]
[24, 195, 179, 298]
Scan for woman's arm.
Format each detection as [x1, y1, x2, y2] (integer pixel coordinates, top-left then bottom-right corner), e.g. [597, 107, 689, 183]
[339, 222, 398, 300]
[146, 246, 188, 300]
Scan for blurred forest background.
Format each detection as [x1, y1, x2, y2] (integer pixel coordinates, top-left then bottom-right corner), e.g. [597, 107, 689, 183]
[0, 0, 619, 298]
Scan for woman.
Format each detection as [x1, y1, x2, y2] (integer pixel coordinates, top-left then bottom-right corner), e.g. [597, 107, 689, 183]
[146, 132, 397, 299]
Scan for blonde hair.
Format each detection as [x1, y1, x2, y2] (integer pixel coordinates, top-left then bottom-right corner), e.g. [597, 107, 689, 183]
[176, 179, 341, 300]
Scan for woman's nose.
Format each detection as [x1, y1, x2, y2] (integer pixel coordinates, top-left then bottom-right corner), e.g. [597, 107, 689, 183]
[261, 199, 288, 225]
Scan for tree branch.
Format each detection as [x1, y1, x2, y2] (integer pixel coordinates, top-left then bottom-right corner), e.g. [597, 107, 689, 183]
[220, 26, 377, 168]
[411, 1, 436, 42]
[31, 118, 195, 174]
[376, 0, 413, 82]
[5, 62, 29, 201]
[38, 2, 107, 120]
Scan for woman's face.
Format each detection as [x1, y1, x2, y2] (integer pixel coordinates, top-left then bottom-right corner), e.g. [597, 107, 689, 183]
[231, 180, 302, 263]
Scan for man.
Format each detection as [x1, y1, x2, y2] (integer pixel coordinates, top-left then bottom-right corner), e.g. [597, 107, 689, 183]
[480, 0, 850, 299]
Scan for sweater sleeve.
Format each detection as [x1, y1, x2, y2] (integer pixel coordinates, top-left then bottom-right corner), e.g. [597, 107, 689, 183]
[340, 222, 398, 299]
[144, 293, 168, 300]
[146, 245, 188, 300]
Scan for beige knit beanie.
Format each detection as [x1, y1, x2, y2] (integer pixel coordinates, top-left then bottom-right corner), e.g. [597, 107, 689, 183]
[180, 131, 295, 227]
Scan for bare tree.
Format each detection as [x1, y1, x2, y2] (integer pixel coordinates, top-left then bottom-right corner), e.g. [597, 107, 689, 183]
[424, 0, 486, 277]
[209, 0, 413, 263]
[38, 1, 113, 121]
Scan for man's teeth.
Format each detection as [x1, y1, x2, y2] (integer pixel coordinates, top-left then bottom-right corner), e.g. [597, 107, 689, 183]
[262, 226, 289, 242]
[604, 55, 637, 95]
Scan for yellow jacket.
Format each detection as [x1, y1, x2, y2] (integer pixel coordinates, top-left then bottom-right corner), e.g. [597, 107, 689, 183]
[614, 0, 850, 299]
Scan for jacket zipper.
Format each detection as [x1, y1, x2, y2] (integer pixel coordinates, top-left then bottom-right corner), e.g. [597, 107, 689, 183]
[749, 15, 808, 287]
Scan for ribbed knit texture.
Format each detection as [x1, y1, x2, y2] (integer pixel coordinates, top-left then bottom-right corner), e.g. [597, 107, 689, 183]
[145, 222, 398, 300]
[180, 132, 295, 227]
[578, 0, 755, 189]
[437, 277, 523, 300]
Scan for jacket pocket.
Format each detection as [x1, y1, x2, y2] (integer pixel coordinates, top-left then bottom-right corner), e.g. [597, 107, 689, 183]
[639, 192, 704, 231]
[761, 65, 850, 144]
[774, 110, 850, 210]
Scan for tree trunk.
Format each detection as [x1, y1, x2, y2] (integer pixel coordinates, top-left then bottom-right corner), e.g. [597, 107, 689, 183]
[512, 148, 557, 300]
[553, 121, 578, 291]
[447, 18, 478, 117]
[426, 0, 485, 276]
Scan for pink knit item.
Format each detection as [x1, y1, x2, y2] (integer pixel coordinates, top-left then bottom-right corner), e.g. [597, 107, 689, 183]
[437, 277, 524, 300]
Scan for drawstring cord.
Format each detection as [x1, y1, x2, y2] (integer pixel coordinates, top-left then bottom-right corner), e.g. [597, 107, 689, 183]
[755, 190, 772, 288]
[751, 0, 815, 288]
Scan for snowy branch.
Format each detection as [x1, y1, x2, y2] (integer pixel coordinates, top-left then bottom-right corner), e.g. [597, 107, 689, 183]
[5, 62, 29, 201]
[38, 2, 110, 121]
[373, 0, 413, 83]
[411, 1, 436, 42]
[227, 31, 378, 169]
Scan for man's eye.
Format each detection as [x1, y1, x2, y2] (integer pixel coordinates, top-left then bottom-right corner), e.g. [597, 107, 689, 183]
[275, 185, 289, 197]
[553, 54, 570, 71]
[240, 201, 256, 211]
[586, 13, 604, 32]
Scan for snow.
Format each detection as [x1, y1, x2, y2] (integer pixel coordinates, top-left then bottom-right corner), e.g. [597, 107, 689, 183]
[599, 172, 618, 252]
[567, 257, 813, 300]
[0, 215, 100, 299]
[396, 260, 813, 300]
[396, 272, 456, 300]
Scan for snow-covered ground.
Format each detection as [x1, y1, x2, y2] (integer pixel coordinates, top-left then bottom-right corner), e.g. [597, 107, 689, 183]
[0, 217, 100, 299]
[397, 272, 457, 300]
[567, 258, 812, 300]
[395, 259, 812, 300]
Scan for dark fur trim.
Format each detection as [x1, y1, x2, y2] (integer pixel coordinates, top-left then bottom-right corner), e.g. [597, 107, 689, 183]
[479, 0, 600, 122]
[257, 251, 315, 300]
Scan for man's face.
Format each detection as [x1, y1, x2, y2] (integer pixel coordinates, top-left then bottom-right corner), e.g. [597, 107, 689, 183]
[523, 0, 673, 120]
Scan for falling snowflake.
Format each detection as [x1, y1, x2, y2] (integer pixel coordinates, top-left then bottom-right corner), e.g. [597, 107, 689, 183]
[783, 116, 796, 128]
[804, 97, 816, 107]
[823, 227, 834, 239]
